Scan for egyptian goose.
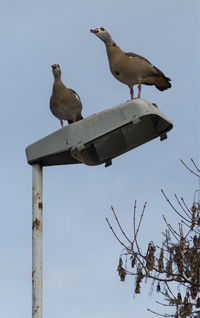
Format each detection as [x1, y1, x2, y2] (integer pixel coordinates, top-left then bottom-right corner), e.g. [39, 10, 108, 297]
[50, 64, 83, 127]
[90, 27, 171, 99]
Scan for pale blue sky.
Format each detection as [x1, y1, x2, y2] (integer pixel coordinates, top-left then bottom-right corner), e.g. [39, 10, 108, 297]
[0, 0, 199, 317]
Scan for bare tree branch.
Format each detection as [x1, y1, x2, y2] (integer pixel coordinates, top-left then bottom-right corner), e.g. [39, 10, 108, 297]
[161, 189, 191, 223]
[110, 205, 132, 244]
[180, 159, 200, 177]
[175, 194, 192, 220]
[181, 197, 193, 217]
[133, 201, 147, 244]
[191, 158, 200, 173]
[147, 308, 174, 317]
[105, 217, 131, 251]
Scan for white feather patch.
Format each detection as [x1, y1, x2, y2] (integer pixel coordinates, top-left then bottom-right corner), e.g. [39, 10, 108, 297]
[75, 93, 80, 101]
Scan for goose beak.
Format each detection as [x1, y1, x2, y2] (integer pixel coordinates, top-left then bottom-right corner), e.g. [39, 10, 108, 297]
[90, 28, 98, 34]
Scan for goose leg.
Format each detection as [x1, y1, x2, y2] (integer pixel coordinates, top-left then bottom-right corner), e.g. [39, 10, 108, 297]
[137, 84, 142, 99]
[60, 119, 64, 128]
[130, 87, 134, 100]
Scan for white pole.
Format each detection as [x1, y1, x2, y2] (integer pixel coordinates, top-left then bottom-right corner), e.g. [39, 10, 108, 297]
[32, 164, 43, 318]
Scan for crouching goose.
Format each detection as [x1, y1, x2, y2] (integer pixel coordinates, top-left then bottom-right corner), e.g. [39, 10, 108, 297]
[90, 27, 171, 99]
[50, 64, 83, 127]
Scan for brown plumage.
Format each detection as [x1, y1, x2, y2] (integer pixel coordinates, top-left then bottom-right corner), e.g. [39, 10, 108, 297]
[90, 27, 171, 99]
[50, 64, 83, 127]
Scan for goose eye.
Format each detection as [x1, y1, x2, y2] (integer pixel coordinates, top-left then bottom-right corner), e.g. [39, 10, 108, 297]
[100, 27, 105, 31]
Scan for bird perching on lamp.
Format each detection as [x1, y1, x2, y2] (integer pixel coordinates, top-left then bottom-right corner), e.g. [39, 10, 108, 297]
[90, 27, 171, 100]
[50, 64, 83, 128]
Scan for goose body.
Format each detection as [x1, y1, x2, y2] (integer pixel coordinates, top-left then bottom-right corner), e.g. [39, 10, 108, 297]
[90, 27, 171, 99]
[50, 64, 83, 127]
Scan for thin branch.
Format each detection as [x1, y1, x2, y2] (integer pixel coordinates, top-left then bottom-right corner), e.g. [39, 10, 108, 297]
[161, 189, 191, 223]
[111, 206, 132, 244]
[105, 218, 131, 251]
[133, 201, 147, 244]
[189, 309, 200, 315]
[155, 301, 175, 307]
[126, 269, 181, 284]
[133, 200, 137, 242]
[180, 159, 200, 177]
[181, 197, 193, 216]
[181, 219, 200, 234]
[175, 194, 192, 220]
[165, 282, 176, 299]
[132, 200, 142, 255]
[191, 158, 200, 173]
[163, 215, 179, 241]
[147, 308, 174, 317]
[168, 223, 181, 239]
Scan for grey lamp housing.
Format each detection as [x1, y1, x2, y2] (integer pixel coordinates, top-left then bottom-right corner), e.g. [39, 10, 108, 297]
[25, 99, 173, 167]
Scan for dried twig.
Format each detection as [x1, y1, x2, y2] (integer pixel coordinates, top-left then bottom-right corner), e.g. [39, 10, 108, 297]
[111, 206, 132, 244]
[161, 189, 191, 223]
[181, 197, 193, 216]
[155, 301, 175, 307]
[105, 218, 131, 251]
[133, 200, 137, 243]
[180, 159, 200, 177]
[162, 215, 179, 241]
[181, 220, 200, 235]
[147, 308, 174, 317]
[133, 201, 147, 244]
[132, 200, 142, 255]
[175, 194, 192, 220]
[165, 282, 176, 299]
[191, 158, 200, 173]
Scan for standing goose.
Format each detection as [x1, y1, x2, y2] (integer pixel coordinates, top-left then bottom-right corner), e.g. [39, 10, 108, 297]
[50, 64, 83, 127]
[90, 27, 171, 99]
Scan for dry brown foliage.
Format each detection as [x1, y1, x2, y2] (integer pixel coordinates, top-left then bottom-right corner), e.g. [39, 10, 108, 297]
[106, 159, 200, 317]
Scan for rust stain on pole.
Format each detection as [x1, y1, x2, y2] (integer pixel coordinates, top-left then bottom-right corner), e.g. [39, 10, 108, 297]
[34, 306, 39, 313]
[32, 218, 41, 232]
[32, 164, 43, 318]
[38, 202, 43, 210]
[32, 270, 35, 284]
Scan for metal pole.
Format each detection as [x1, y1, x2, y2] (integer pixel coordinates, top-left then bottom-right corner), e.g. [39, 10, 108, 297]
[32, 164, 43, 318]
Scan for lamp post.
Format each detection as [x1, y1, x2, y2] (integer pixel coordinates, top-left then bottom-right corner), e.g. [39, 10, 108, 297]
[26, 99, 173, 317]
[32, 164, 43, 318]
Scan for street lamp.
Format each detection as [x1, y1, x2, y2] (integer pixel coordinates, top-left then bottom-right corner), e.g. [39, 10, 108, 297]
[26, 98, 173, 318]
